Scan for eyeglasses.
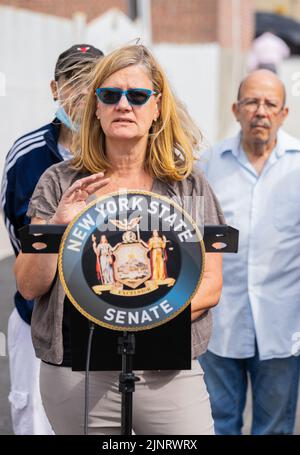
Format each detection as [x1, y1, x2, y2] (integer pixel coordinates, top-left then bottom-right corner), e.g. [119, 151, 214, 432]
[238, 98, 284, 115]
[95, 87, 157, 106]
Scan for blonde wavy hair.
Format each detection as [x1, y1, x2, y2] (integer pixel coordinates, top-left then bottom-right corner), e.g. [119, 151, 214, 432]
[71, 44, 202, 181]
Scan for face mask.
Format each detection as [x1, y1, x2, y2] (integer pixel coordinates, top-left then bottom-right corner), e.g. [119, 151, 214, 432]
[55, 104, 79, 132]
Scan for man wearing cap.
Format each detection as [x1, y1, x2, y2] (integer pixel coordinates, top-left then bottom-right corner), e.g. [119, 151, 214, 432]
[1, 44, 103, 435]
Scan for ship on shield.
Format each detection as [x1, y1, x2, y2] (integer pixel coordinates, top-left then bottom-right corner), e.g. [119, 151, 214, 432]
[91, 217, 175, 296]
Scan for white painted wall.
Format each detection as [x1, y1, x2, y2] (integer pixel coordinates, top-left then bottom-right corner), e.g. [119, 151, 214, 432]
[279, 57, 300, 140]
[0, 6, 83, 258]
[0, 6, 78, 186]
[153, 44, 220, 146]
[86, 8, 143, 53]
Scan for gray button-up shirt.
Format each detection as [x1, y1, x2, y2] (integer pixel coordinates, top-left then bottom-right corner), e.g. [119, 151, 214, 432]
[199, 130, 300, 360]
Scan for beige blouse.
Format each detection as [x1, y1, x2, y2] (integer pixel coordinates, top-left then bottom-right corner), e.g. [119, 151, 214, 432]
[27, 160, 225, 364]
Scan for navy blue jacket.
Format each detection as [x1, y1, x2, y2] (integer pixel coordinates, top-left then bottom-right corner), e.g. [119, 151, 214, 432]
[1, 119, 62, 324]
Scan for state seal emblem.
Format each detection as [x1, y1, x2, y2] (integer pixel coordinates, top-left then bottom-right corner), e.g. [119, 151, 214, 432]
[58, 191, 205, 331]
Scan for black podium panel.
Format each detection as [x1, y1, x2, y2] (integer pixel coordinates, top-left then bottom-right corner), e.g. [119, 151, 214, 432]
[68, 297, 191, 371]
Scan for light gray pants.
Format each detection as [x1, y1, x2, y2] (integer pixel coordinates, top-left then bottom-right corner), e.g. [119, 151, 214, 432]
[40, 360, 214, 435]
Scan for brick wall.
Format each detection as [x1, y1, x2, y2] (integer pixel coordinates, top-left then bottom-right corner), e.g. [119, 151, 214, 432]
[0, 0, 254, 48]
[0, 0, 127, 21]
[151, 0, 253, 48]
[217, 0, 254, 51]
[151, 0, 218, 44]
[240, 0, 255, 50]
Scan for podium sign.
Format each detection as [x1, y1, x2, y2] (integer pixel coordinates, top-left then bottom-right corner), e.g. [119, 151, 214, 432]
[19, 191, 238, 434]
[58, 190, 205, 332]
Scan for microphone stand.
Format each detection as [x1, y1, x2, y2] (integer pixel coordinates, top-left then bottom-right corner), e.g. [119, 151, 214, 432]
[118, 332, 140, 435]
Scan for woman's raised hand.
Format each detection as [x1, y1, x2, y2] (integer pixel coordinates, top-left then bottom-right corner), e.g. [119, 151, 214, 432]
[50, 172, 110, 225]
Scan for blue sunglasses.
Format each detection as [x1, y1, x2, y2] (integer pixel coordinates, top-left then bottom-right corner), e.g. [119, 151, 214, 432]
[96, 87, 156, 106]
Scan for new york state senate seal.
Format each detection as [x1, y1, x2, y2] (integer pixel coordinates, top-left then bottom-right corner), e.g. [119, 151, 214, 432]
[58, 190, 205, 331]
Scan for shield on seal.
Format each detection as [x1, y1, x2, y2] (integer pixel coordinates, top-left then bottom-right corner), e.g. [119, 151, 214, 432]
[113, 242, 151, 289]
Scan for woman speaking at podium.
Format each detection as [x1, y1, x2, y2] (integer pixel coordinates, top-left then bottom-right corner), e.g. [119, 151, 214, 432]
[15, 45, 224, 435]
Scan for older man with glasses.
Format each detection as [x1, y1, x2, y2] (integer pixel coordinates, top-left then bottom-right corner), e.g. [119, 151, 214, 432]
[198, 69, 300, 435]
